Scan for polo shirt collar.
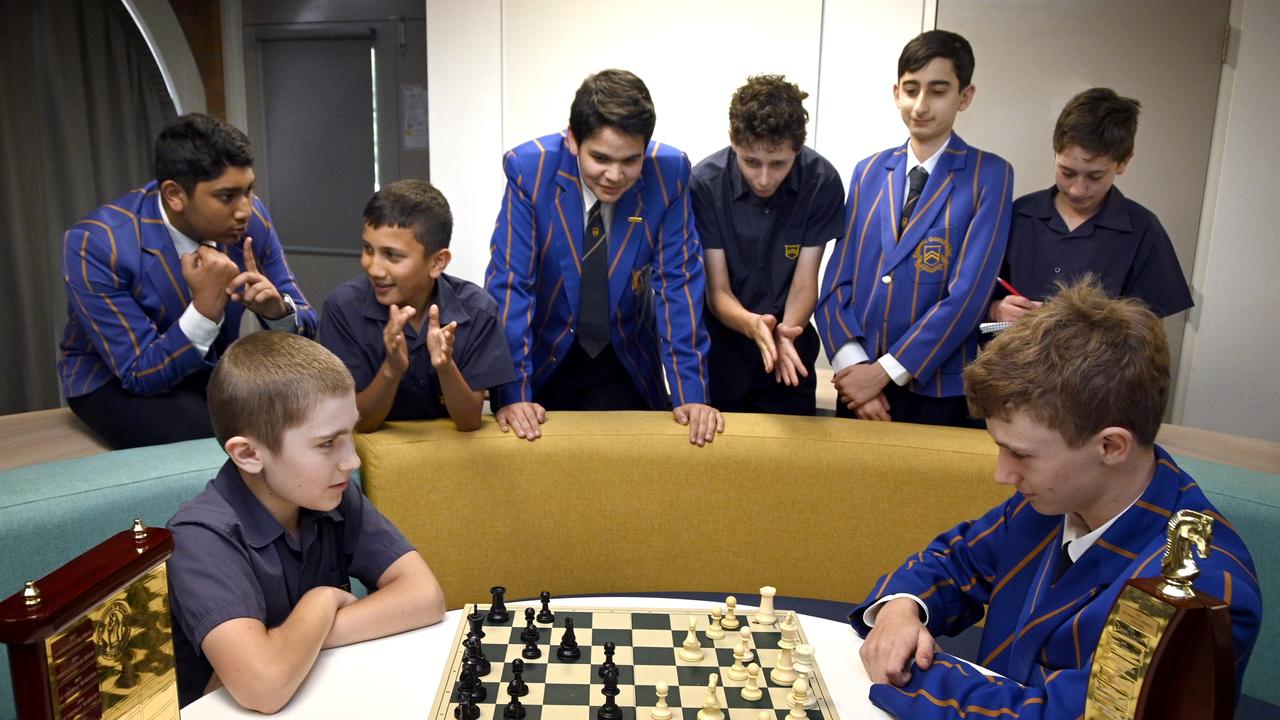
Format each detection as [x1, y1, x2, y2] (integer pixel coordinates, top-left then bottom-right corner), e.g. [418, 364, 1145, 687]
[1025, 186, 1133, 234]
[729, 147, 802, 203]
[211, 458, 342, 549]
[359, 274, 468, 328]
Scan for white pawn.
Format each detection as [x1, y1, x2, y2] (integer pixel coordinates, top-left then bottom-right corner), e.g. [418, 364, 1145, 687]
[739, 627, 755, 663]
[755, 586, 777, 626]
[721, 596, 741, 630]
[757, 712, 771, 720]
[740, 663, 764, 701]
[651, 682, 673, 720]
[698, 674, 724, 720]
[792, 644, 817, 709]
[727, 641, 748, 681]
[787, 679, 808, 720]
[707, 606, 726, 640]
[679, 616, 705, 662]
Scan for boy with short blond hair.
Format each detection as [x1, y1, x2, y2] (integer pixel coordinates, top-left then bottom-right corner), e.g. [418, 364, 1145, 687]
[850, 280, 1259, 719]
[167, 331, 445, 712]
[321, 180, 515, 432]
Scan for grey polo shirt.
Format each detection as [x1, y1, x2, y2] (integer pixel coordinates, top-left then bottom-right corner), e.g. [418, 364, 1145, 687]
[167, 460, 414, 707]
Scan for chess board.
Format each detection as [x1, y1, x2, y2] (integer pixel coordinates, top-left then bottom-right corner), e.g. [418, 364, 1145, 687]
[427, 604, 841, 720]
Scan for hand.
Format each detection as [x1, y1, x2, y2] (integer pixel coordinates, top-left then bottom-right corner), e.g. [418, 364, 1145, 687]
[989, 295, 1042, 322]
[672, 403, 724, 447]
[425, 304, 458, 369]
[181, 244, 240, 322]
[859, 597, 938, 687]
[748, 313, 779, 373]
[496, 402, 546, 441]
[228, 237, 289, 319]
[833, 362, 892, 409]
[773, 323, 807, 386]
[381, 304, 417, 376]
[855, 393, 892, 421]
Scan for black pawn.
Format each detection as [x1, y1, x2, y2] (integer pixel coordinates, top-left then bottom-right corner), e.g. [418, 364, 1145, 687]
[507, 658, 529, 698]
[454, 694, 479, 720]
[597, 666, 622, 720]
[598, 640, 617, 680]
[467, 610, 486, 641]
[487, 586, 511, 624]
[522, 635, 542, 660]
[520, 607, 540, 644]
[537, 590, 555, 623]
[556, 617, 582, 661]
[463, 635, 491, 678]
[503, 694, 526, 720]
[455, 662, 487, 704]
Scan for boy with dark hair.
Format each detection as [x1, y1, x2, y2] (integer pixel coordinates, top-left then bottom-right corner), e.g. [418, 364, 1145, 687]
[991, 87, 1193, 322]
[167, 331, 445, 712]
[817, 30, 1013, 426]
[320, 179, 515, 431]
[59, 113, 316, 449]
[850, 280, 1260, 719]
[486, 69, 723, 445]
[691, 75, 844, 414]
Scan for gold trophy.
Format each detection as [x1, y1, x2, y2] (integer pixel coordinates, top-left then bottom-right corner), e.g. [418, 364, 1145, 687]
[0, 519, 179, 720]
[1085, 509, 1236, 720]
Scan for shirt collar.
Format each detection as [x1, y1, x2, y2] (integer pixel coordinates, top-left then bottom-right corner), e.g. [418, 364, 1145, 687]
[158, 194, 205, 255]
[729, 147, 802, 203]
[1061, 491, 1142, 562]
[359, 274, 468, 329]
[212, 459, 342, 550]
[1029, 186, 1134, 234]
[906, 135, 950, 177]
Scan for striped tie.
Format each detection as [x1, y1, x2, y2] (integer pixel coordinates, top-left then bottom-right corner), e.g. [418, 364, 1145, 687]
[578, 201, 610, 357]
[899, 166, 929, 238]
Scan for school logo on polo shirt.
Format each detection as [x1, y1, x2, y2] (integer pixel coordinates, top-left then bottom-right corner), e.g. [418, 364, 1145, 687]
[914, 235, 951, 274]
[783, 244, 800, 260]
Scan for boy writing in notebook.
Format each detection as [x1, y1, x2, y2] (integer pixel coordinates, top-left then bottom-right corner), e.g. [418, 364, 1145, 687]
[321, 180, 516, 431]
[167, 332, 446, 711]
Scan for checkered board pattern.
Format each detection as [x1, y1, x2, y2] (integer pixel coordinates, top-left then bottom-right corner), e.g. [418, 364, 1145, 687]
[427, 605, 841, 720]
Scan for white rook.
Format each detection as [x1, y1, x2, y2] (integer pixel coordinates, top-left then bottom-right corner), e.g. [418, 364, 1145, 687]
[755, 586, 777, 626]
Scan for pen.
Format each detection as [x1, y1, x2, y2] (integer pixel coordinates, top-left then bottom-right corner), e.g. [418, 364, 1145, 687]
[996, 276, 1022, 297]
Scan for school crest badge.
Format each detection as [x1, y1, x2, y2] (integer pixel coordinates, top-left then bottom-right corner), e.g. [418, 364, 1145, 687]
[914, 235, 951, 274]
[783, 244, 800, 260]
[631, 267, 650, 294]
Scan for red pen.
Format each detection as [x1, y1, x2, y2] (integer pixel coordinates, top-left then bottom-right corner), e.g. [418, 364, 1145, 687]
[996, 276, 1023, 297]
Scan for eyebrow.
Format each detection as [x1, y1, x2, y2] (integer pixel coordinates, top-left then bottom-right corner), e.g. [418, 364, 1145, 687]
[590, 150, 643, 162]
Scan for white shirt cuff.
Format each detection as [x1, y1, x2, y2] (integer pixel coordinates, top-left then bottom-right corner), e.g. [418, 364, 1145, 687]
[262, 294, 299, 331]
[832, 342, 870, 371]
[179, 303, 222, 355]
[863, 593, 930, 628]
[877, 354, 912, 386]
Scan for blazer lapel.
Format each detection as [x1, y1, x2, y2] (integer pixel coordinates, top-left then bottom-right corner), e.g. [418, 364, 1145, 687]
[552, 152, 585, 317]
[1005, 546, 1104, 682]
[138, 193, 192, 327]
[884, 136, 965, 270]
[607, 185, 646, 314]
[877, 146, 908, 261]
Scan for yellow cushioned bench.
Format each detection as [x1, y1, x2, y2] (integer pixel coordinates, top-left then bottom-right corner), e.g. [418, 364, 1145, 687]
[355, 411, 1009, 608]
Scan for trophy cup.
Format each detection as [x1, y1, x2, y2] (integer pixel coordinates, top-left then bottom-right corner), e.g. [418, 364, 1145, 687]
[0, 519, 178, 720]
[1085, 509, 1236, 720]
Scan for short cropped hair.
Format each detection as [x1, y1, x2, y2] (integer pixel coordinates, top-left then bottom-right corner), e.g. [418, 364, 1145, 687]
[1053, 88, 1142, 162]
[898, 30, 975, 89]
[154, 113, 254, 194]
[208, 332, 355, 454]
[569, 69, 656, 147]
[363, 179, 453, 254]
[964, 278, 1169, 447]
[729, 75, 809, 152]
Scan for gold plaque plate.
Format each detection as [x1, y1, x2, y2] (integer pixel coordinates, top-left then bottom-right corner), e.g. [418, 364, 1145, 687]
[1085, 585, 1175, 720]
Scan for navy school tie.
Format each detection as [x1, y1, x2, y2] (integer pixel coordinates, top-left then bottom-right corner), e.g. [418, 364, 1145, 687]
[577, 201, 610, 357]
[899, 166, 929, 238]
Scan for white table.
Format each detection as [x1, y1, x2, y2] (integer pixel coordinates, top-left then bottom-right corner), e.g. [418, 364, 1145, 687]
[182, 596, 892, 719]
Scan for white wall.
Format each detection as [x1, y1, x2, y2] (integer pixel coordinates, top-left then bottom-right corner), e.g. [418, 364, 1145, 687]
[1175, 0, 1280, 442]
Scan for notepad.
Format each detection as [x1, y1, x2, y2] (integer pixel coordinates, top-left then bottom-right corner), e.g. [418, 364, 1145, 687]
[980, 321, 1013, 334]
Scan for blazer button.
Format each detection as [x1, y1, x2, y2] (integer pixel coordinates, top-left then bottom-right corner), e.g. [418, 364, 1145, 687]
[881, 275, 892, 284]
[550, 356, 557, 364]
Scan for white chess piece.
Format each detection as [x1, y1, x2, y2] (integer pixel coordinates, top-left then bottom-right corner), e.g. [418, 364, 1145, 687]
[769, 612, 799, 685]
[697, 673, 724, 720]
[727, 641, 748, 681]
[787, 679, 808, 719]
[755, 586, 777, 626]
[792, 644, 817, 709]
[651, 682, 674, 720]
[707, 606, 726, 640]
[739, 627, 754, 663]
[757, 712, 771, 720]
[679, 616, 705, 662]
[721, 596, 741, 630]
[740, 663, 764, 701]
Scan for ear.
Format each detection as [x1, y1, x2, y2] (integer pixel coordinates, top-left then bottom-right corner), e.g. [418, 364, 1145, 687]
[224, 436, 265, 474]
[566, 128, 580, 156]
[1115, 154, 1133, 176]
[958, 83, 976, 111]
[892, 83, 901, 102]
[1096, 426, 1136, 466]
[429, 248, 451, 278]
[159, 179, 188, 214]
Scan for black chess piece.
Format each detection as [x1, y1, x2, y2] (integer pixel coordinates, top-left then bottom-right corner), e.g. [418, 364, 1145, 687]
[597, 666, 623, 720]
[467, 610, 487, 641]
[455, 662, 487, 704]
[537, 590, 555, 623]
[556, 617, 582, 661]
[507, 658, 529, 698]
[503, 693, 526, 720]
[598, 640, 617, 680]
[520, 607, 540, 644]
[454, 693, 480, 720]
[487, 585, 511, 624]
[463, 635, 491, 678]
[522, 634, 542, 660]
